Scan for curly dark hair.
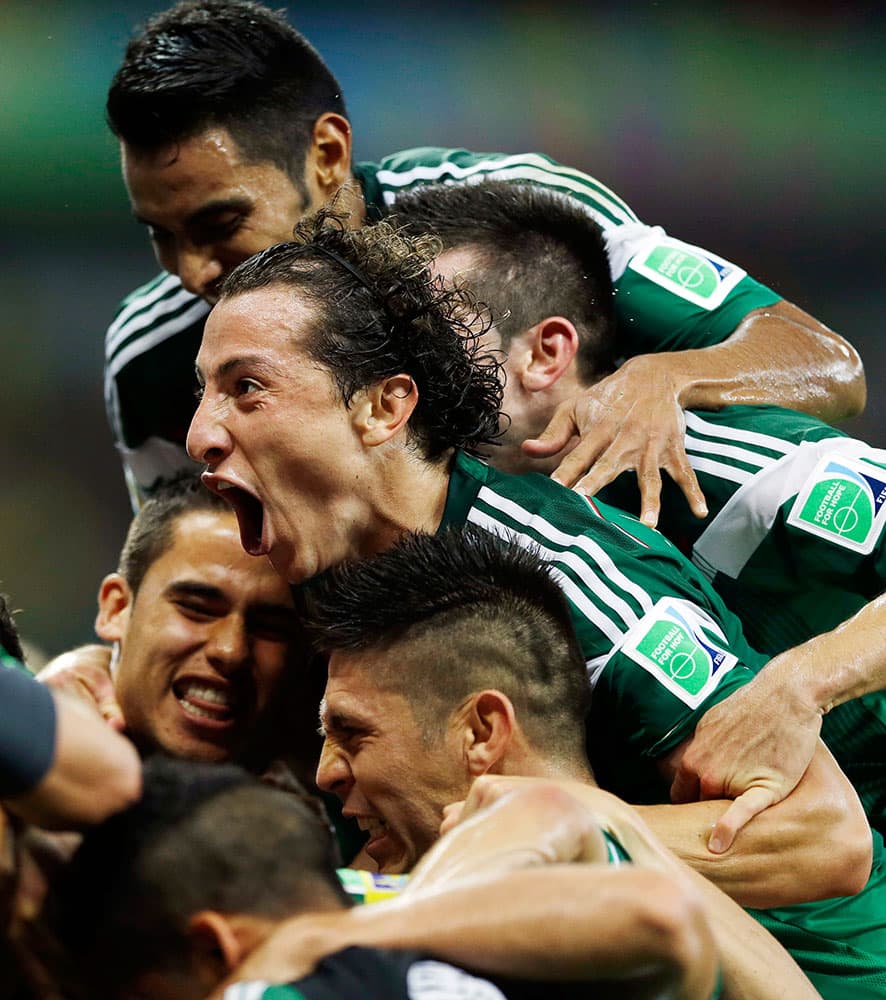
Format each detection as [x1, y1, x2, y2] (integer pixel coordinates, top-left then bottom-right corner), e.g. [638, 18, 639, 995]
[221, 210, 505, 460]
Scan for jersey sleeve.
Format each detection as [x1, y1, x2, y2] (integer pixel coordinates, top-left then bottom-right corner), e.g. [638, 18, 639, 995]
[0, 666, 57, 798]
[364, 147, 781, 356]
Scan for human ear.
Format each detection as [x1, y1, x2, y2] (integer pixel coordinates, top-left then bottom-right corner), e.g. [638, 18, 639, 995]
[519, 317, 579, 392]
[307, 113, 353, 196]
[187, 910, 243, 984]
[94, 574, 133, 643]
[354, 375, 419, 447]
[464, 690, 516, 777]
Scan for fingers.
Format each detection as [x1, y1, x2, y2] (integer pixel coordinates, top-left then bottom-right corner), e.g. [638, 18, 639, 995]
[521, 402, 580, 460]
[439, 801, 465, 836]
[664, 450, 708, 521]
[707, 787, 777, 854]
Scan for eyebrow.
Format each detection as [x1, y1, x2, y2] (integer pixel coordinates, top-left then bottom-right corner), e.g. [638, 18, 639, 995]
[133, 196, 252, 230]
[195, 355, 286, 386]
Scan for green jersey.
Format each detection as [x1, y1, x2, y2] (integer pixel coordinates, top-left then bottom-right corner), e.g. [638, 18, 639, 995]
[442, 452, 886, 999]
[104, 146, 779, 507]
[600, 405, 886, 835]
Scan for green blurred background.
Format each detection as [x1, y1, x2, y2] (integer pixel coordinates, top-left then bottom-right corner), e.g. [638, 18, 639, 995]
[1, 1, 882, 656]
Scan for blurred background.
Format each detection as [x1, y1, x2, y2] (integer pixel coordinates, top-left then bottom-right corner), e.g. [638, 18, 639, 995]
[1, 0, 882, 657]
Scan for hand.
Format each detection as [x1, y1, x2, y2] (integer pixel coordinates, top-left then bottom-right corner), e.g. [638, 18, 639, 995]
[523, 356, 708, 528]
[37, 645, 124, 732]
[670, 659, 823, 853]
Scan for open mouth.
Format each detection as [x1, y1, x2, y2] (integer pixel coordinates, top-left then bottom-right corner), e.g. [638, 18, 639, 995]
[208, 478, 266, 556]
[173, 679, 239, 725]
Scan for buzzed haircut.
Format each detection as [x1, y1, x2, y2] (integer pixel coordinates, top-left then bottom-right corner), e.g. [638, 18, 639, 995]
[52, 756, 347, 998]
[107, 0, 347, 198]
[304, 527, 591, 763]
[390, 180, 618, 384]
[221, 210, 505, 460]
[0, 592, 24, 664]
[118, 471, 231, 594]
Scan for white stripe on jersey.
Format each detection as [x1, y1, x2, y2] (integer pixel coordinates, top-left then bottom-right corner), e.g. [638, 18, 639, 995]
[106, 273, 186, 346]
[377, 153, 636, 227]
[107, 298, 209, 381]
[686, 455, 754, 486]
[684, 412, 795, 460]
[107, 287, 207, 362]
[467, 510, 629, 646]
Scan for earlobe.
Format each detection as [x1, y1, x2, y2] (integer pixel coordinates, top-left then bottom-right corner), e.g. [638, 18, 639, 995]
[95, 574, 133, 642]
[356, 375, 418, 447]
[309, 113, 353, 195]
[521, 317, 579, 392]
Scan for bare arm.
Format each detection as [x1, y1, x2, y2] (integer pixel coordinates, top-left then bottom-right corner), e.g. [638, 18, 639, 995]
[643, 741, 871, 907]
[3, 691, 141, 829]
[525, 299, 866, 527]
[672, 595, 886, 849]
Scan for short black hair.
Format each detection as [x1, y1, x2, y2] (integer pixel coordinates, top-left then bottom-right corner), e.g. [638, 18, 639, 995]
[107, 0, 347, 194]
[222, 210, 505, 460]
[118, 471, 231, 595]
[390, 180, 617, 384]
[304, 527, 591, 763]
[52, 756, 347, 997]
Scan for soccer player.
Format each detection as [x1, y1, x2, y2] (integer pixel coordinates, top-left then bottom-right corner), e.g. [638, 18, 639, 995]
[306, 527, 886, 999]
[52, 754, 807, 1000]
[186, 211, 870, 888]
[39, 475, 312, 775]
[389, 179, 886, 841]
[105, 0, 863, 525]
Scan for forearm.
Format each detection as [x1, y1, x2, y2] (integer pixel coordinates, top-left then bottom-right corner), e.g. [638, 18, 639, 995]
[639, 747, 871, 908]
[771, 594, 886, 715]
[635, 300, 865, 421]
[317, 866, 715, 997]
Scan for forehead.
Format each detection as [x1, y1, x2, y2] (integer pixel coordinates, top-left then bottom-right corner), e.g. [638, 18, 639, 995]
[121, 126, 295, 218]
[323, 649, 418, 722]
[198, 286, 319, 377]
[146, 508, 293, 604]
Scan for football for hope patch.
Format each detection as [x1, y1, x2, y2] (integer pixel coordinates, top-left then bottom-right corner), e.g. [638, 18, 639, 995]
[787, 452, 886, 554]
[618, 598, 738, 708]
[628, 236, 746, 309]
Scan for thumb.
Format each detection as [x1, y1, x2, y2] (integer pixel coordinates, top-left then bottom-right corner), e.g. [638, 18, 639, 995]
[522, 403, 577, 458]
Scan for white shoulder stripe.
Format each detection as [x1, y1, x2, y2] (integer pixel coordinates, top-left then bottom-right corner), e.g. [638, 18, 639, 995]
[684, 411, 795, 459]
[107, 287, 207, 360]
[377, 154, 634, 226]
[106, 273, 185, 344]
[687, 455, 754, 486]
[468, 510, 629, 644]
[685, 432, 780, 473]
[107, 298, 209, 380]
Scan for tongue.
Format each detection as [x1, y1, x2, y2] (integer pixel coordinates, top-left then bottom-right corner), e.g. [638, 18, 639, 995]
[226, 488, 266, 555]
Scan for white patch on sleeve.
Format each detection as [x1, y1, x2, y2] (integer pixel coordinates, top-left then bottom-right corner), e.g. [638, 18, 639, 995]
[613, 598, 738, 709]
[407, 960, 507, 999]
[626, 235, 747, 309]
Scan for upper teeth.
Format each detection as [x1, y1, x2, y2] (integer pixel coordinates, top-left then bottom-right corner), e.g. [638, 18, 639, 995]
[217, 482, 234, 491]
[179, 683, 233, 707]
[359, 817, 387, 835]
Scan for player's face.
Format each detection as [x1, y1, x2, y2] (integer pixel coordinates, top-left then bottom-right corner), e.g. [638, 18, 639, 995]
[317, 649, 470, 874]
[188, 287, 371, 584]
[122, 127, 321, 304]
[97, 509, 299, 762]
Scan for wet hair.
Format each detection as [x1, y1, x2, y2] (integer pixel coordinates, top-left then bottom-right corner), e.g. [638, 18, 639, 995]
[304, 527, 590, 763]
[221, 210, 505, 460]
[107, 0, 347, 196]
[52, 756, 347, 998]
[389, 180, 618, 385]
[118, 471, 230, 595]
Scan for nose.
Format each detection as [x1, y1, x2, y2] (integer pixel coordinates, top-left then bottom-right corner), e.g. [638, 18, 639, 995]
[187, 395, 230, 466]
[316, 740, 353, 800]
[204, 615, 250, 676]
[176, 246, 224, 302]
